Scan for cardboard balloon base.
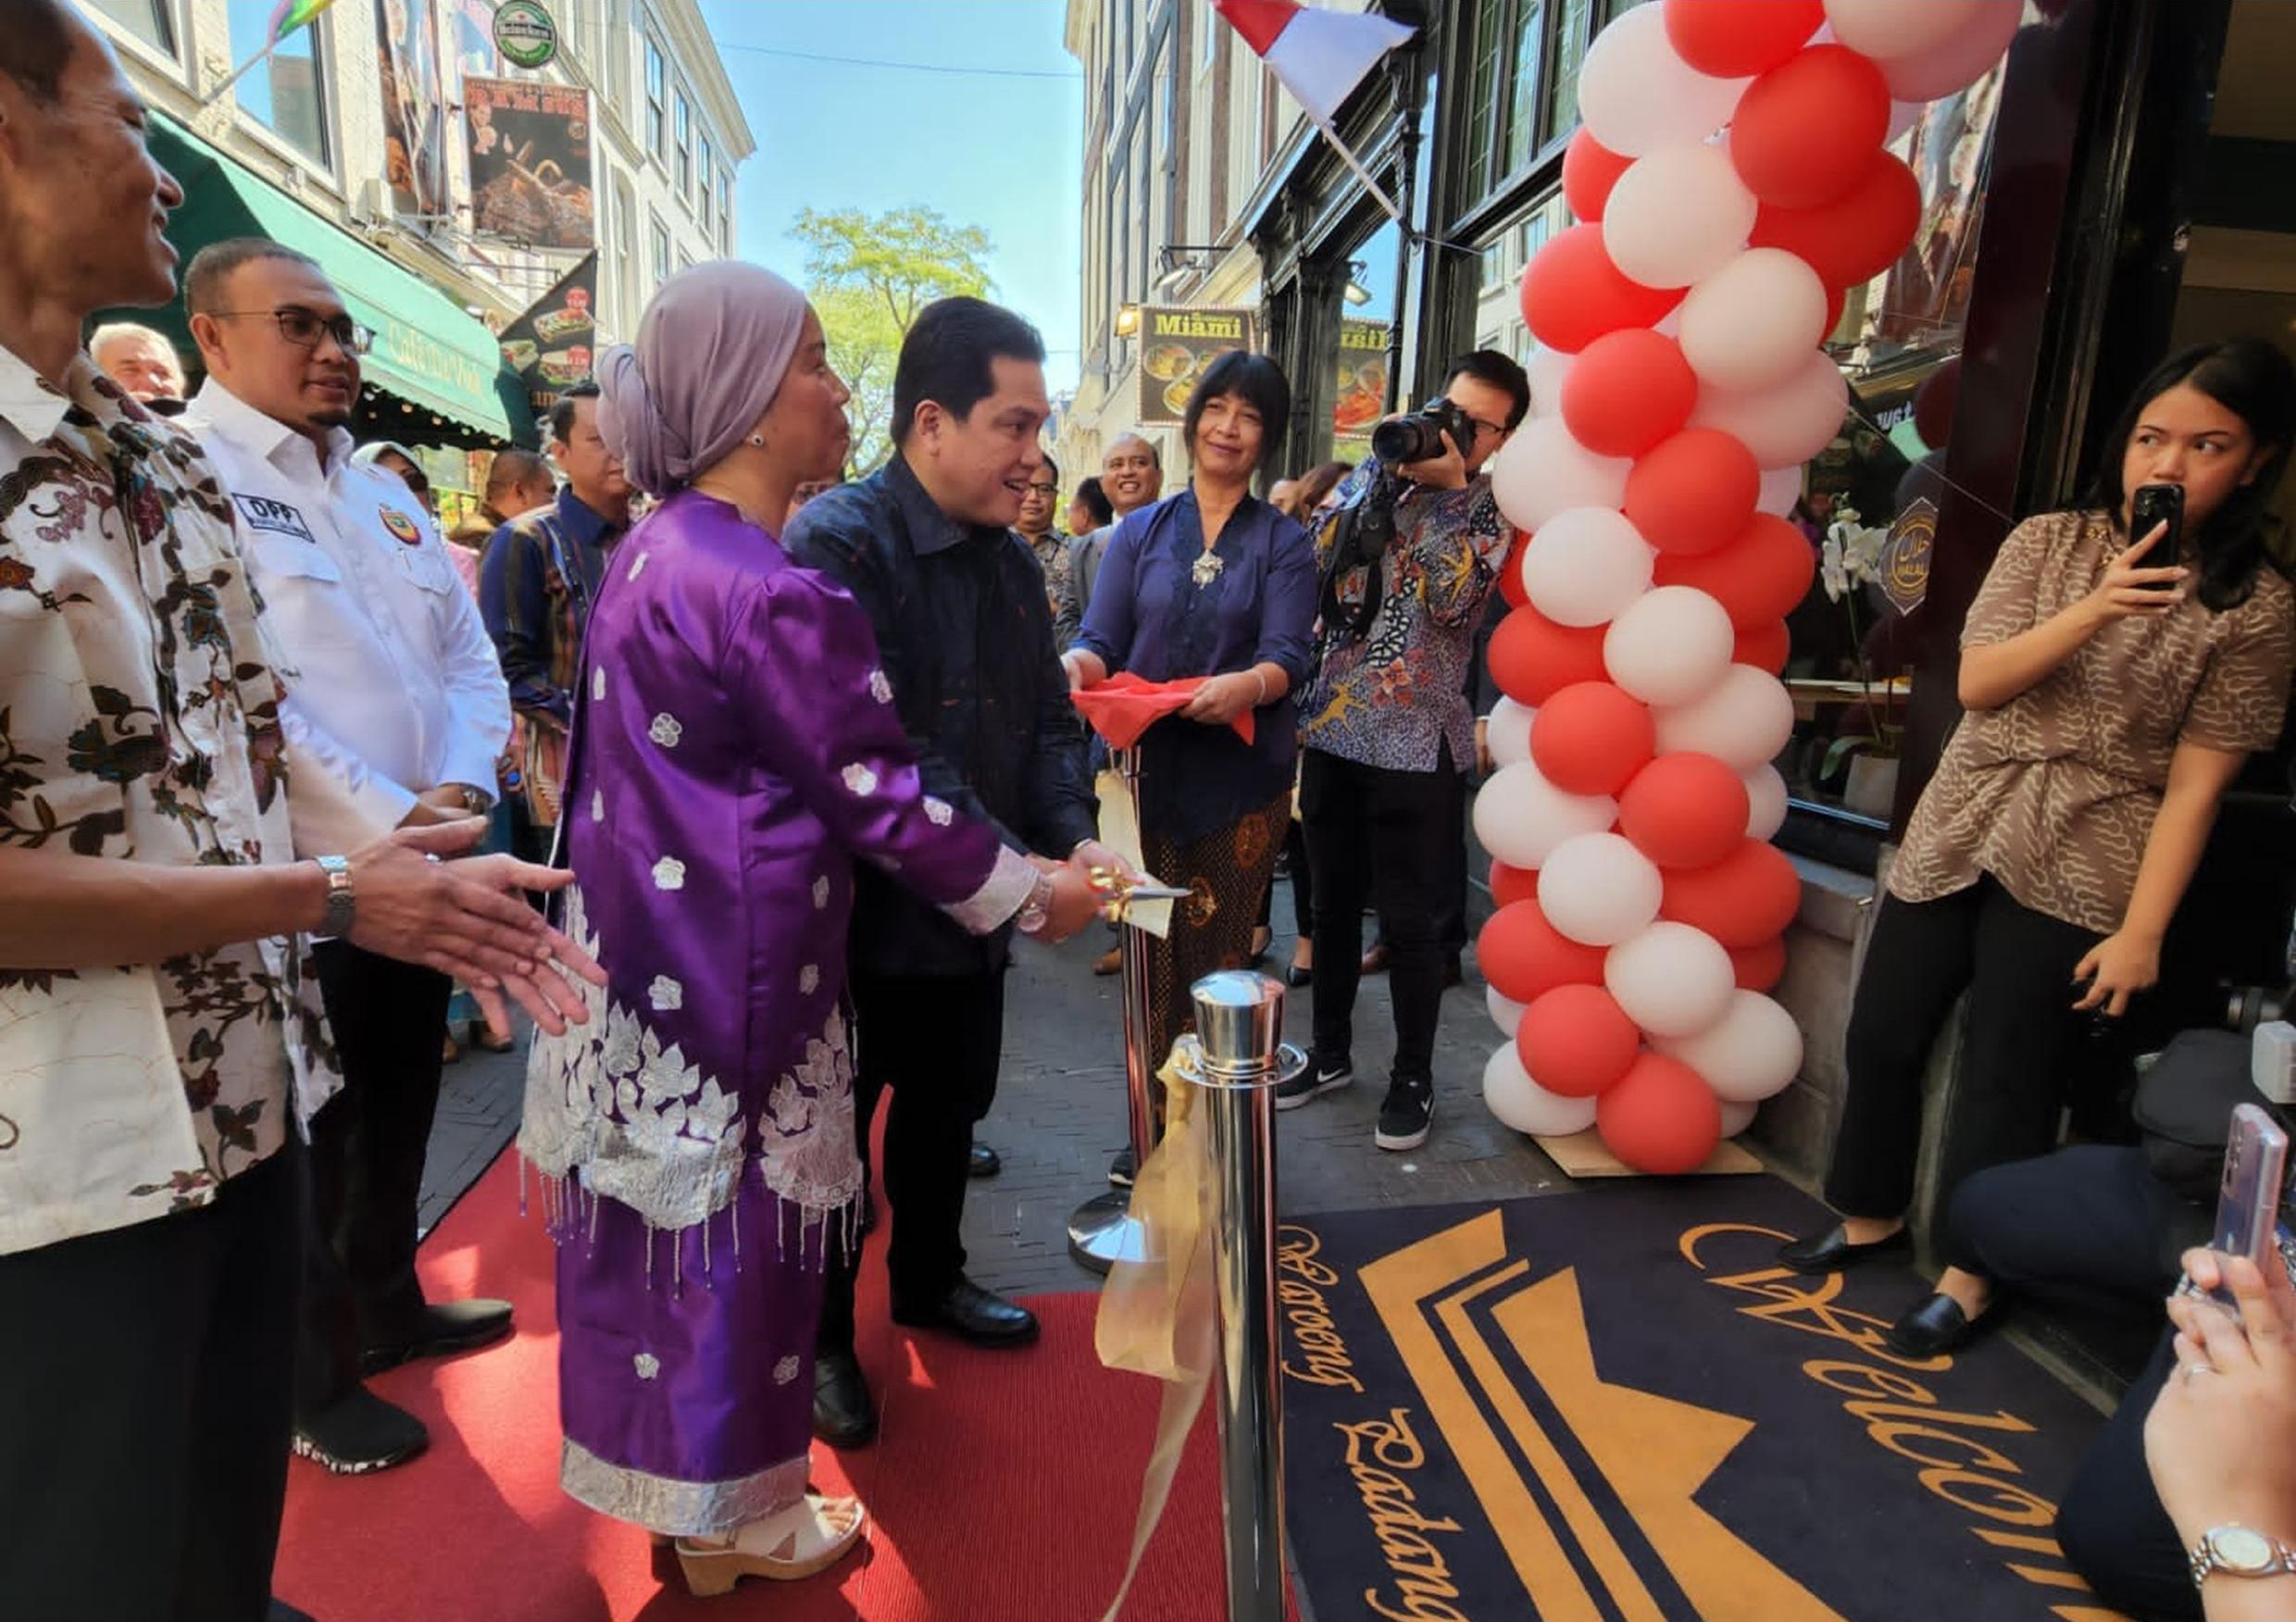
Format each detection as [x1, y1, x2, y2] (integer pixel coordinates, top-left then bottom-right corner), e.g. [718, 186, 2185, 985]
[1532, 1128, 1766, 1179]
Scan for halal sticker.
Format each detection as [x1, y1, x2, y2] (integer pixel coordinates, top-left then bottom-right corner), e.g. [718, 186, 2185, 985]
[493, 0, 559, 69]
[380, 506, 423, 547]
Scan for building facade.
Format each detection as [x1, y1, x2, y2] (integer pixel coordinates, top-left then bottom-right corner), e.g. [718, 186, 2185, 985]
[80, 0, 750, 451]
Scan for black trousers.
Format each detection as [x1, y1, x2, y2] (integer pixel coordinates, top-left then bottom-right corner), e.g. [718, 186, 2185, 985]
[1824, 877, 2103, 1219]
[1939, 1146, 2205, 1621]
[1301, 744, 1466, 1084]
[0, 1146, 301, 1622]
[1256, 817, 1314, 940]
[297, 942, 453, 1416]
[817, 969, 1006, 1354]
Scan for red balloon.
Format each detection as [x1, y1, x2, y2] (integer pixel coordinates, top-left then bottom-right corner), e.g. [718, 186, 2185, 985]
[1751, 151, 1924, 289]
[1734, 618, 1792, 676]
[1478, 901, 1607, 1006]
[1662, 0, 1824, 79]
[1517, 984, 1642, 1099]
[1520, 224, 1686, 356]
[1597, 1052, 1723, 1175]
[1730, 936, 1789, 992]
[1499, 530, 1532, 607]
[1491, 858, 1539, 909]
[1654, 514, 1817, 628]
[1562, 128, 1633, 224]
[1730, 46, 1890, 210]
[1663, 839, 1803, 948]
[1561, 329, 1697, 459]
[1624, 429, 1760, 556]
[1619, 753, 1750, 869]
[1531, 681, 1655, 798]
[1488, 604, 1611, 706]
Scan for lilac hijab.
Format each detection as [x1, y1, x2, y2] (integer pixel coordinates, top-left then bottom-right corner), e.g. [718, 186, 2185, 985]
[595, 261, 810, 499]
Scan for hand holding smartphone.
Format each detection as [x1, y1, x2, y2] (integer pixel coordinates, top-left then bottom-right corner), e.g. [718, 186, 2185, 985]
[2128, 482, 2185, 586]
[2179, 1104, 2291, 1320]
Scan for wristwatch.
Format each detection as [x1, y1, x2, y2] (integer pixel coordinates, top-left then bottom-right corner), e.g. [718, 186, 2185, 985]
[2190, 1526, 2296, 1590]
[1015, 870, 1056, 937]
[313, 854, 355, 938]
[452, 783, 494, 816]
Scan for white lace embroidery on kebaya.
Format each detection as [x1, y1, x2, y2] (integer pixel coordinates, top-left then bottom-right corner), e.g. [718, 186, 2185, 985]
[628, 551, 650, 581]
[798, 965, 818, 996]
[593, 667, 606, 701]
[923, 796, 954, 827]
[648, 976, 682, 1013]
[593, 789, 605, 822]
[649, 713, 682, 749]
[842, 763, 878, 796]
[867, 668, 892, 705]
[772, 1355, 801, 1386]
[753, 1007, 863, 1216]
[812, 876, 830, 911]
[633, 1353, 661, 1380]
[652, 856, 685, 892]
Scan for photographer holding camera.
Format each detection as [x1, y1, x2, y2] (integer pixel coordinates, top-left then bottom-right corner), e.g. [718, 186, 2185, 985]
[1284, 350, 1529, 1151]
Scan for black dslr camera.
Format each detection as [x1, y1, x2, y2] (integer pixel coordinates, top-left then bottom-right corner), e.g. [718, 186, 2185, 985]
[1370, 397, 1475, 467]
[1318, 399, 1476, 641]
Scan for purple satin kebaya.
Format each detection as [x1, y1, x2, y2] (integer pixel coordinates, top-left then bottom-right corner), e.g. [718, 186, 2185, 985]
[520, 490, 1037, 1536]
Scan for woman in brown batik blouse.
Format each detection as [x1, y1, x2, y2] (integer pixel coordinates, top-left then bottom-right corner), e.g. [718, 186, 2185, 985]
[1777, 339, 2296, 1355]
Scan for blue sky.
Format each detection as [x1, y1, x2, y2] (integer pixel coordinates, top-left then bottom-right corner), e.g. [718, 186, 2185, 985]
[697, 0, 1087, 391]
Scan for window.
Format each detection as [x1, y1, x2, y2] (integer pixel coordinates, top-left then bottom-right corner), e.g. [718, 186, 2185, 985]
[1504, 0, 1546, 176]
[615, 178, 638, 334]
[677, 249, 693, 273]
[651, 218, 671, 290]
[1543, 0, 1595, 147]
[718, 170, 733, 255]
[1462, 0, 1503, 199]
[227, 0, 329, 165]
[85, 0, 174, 54]
[644, 38, 666, 157]
[698, 136, 714, 217]
[674, 92, 692, 195]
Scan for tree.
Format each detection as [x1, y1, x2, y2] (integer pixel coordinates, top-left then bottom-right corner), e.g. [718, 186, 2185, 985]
[792, 206, 994, 475]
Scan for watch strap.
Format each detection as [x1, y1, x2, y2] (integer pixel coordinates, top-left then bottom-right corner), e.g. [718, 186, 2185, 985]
[2190, 1527, 2296, 1588]
[314, 855, 355, 939]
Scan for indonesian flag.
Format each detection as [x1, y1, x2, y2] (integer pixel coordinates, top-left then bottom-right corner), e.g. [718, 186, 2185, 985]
[1215, 0, 1416, 126]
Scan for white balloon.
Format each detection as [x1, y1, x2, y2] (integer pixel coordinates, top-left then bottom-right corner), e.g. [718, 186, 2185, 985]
[1604, 586, 1736, 707]
[1679, 248, 1830, 394]
[1602, 144, 1757, 291]
[1522, 508, 1656, 629]
[1491, 416, 1631, 532]
[1653, 306, 1683, 340]
[1878, 0, 2021, 101]
[1718, 1098, 1759, 1138]
[1822, 0, 1984, 62]
[1472, 760, 1620, 871]
[1538, 832, 1663, 947]
[1487, 985, 1527, 1039]
[1578, 4, 1750, 159]
[1742, 764, 1790, 841]
[1654, 665, 1796, 771]
[1484, 1042, 1601, 1137]
[1689, 350, 1851, 469]
[1756, 463, 1805, 518]
[1658, 989, 1805, 1102]
[1486, 696, 1536, 768]
[1885, 99, 1924, 144]
[1604, 920, 1736, 1039]
[1528, 345, 1574, 418]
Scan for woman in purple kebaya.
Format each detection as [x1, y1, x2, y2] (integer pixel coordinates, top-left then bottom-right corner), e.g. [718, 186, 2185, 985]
[519, 263, 1097, 1596]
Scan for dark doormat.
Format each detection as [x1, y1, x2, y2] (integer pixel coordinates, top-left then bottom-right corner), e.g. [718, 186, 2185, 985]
[1277, 1178, 2133, 1620]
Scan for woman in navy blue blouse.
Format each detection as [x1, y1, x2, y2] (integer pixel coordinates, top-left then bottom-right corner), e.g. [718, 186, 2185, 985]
[1064, 351, 1318, 1073]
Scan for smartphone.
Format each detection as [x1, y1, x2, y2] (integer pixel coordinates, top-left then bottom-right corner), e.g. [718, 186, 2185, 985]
[2205, 1103, 2290, 1315]
[2128, 482, 2184, 584]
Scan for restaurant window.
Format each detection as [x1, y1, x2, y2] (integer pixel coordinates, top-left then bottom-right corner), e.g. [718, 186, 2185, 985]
[1321, 218, 1403, 468]
[1542, 0, 1594, 147]
[651, 218, 671, 292]
[675, 93, 692, 195]
[85, 0, 174, 55]
[227, 0, 329, 165]
[644, 39, 666, 158]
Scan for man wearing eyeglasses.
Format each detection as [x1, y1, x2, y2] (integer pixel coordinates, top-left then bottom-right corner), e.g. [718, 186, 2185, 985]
[182, 238, 518, 1479]
[1014, 449, 1077, 648]
[1286, 350, 1529, 1155]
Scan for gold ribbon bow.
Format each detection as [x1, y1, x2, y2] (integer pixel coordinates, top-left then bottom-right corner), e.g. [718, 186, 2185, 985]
[1094, 1042, 1216, 1622]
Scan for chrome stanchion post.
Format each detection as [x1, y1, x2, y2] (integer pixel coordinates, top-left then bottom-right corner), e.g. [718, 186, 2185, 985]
[1186, 969, 1301, 1622]
[1068, 743, 1156, 1273]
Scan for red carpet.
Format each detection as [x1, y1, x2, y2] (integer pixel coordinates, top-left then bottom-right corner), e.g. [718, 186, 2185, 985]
[272, 1151, 1238, 1620]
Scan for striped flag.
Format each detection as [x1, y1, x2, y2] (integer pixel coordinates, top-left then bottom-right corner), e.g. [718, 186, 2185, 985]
[1214, 0, 1415, 125]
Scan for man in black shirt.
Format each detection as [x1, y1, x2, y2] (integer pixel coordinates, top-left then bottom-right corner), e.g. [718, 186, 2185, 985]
[786, 298, 1121, 1448]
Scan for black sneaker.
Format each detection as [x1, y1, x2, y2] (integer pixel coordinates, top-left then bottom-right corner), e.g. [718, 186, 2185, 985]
[1276, 1051, 1354, 1112]
[1109, 1145, 1137, 1187]
[1375, 1077, 1433, 1151]
[293, 1386, 429, 1476]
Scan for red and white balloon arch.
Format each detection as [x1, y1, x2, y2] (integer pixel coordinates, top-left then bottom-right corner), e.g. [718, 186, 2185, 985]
[1475, 0, 2021, 1173]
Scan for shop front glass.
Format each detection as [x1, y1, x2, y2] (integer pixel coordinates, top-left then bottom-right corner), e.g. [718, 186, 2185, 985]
[1312, 218, 1403, 477]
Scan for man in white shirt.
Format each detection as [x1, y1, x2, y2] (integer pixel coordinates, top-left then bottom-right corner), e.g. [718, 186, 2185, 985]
[0, 11, 598, 1616]
[183, 237, 520, 1477]
[89, 317, 185, 408]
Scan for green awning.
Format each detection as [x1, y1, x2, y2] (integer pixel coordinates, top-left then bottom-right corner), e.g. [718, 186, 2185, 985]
[108, 116, 529, 446]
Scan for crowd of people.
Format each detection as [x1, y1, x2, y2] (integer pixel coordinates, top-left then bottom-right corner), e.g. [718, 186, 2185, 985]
[6, 8, 2296, 1620]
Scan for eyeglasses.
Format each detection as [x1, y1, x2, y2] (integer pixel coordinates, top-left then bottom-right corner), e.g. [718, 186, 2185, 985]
[210, 306, 375, 356]
[1025, 482, 1059, 496]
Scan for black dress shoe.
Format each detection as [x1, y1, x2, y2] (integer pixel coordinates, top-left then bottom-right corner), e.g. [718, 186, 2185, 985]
[360, 1298, 514, 1375]
[812, 1350, 878, 1450]
[1284, 962, 1314, 989]
[1776, 1223, 1913, 1275]
[891, 1276, 1041, 1347]
[1887, 1291, 1985, 1358]
[967, 1140, 1002, 1179]
[293, 1387, 429, 1476]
